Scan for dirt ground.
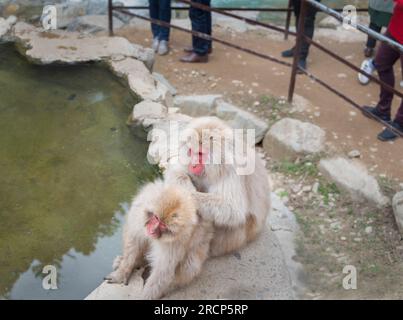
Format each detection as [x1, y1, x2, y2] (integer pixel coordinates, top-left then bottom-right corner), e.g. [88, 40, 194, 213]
[115, 24, 403, 299]
[117, 25, 403, 183]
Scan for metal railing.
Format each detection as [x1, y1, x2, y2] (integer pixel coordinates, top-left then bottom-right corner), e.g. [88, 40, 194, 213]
[107, 0, 402, 138]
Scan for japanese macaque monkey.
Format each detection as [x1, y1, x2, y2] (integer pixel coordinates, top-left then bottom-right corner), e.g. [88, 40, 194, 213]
[179, 116, 271, 257]
[105, 172, 213, 300]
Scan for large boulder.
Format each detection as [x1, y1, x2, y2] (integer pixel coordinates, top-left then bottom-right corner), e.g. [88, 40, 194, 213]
[392, 192, 403, 235]
[319, 157, 389, 207]
[263, 118, 325, 160]
[173, 94, 222, 117]
[12, 22, 154, 69]
[85, 226, 293, 300]
[216, 100, 269, 144]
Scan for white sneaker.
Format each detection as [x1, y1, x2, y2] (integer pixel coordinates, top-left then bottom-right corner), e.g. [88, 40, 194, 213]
[152, 38, 159, 52]
[358, 59, 375, 85]
[158, 40, 169, 56]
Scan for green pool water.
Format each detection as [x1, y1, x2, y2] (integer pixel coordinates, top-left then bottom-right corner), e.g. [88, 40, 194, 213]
[0, 43, 158, 299]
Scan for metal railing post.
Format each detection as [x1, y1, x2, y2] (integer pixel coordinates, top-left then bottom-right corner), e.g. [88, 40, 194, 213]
[284, 0, 292, 40]
[108, 0, 114, 36]
[288, 0, 307, 103]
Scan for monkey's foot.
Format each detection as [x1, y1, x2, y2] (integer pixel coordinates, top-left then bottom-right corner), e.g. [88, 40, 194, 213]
[104, 269, 131, 285]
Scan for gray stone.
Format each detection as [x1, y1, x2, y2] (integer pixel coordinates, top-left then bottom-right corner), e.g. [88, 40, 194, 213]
[130, 100, 167, 127]
[173, 94, 222, 117]
[12, 22, 154, 69]
[108, 57, 170, 106]
[53, 2, 88, 29]
[392, 192, 403, 235]
[85, 226, 293, 300]
[67, 15, 124, 34]
[216, 100, 269, 144]
[348, 149, 361, 159]
[263, 118, 325, 161]
[0, 15, 17, 39]
[319, 157, 389, 207]
[153, 72, 177, 96]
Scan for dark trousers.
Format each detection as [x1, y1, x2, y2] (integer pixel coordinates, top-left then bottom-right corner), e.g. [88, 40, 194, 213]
[149, 0, 171, 41]
[366, 22, 382, 49]
[189, 0, 212, 55]
[374, 31, 403, 125]
[292, 0, 320, 60]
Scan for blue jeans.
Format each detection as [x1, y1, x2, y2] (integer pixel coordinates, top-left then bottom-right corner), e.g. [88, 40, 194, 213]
[189, 0, 212, 55]
[149, 0, 171, 41]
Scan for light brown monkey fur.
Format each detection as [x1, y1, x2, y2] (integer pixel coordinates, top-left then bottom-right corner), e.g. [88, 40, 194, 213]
[105, 173, 213, 300]
[178, 116, 271, 257]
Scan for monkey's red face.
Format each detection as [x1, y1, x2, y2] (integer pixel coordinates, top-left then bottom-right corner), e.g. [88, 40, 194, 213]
[188, 148, 207, 176]
[146, 215, 168, 239]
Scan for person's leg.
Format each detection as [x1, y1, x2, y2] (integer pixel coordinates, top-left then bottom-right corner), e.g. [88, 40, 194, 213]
[206, 5, 212, 51]
[158, 0, 171, 41]
[190, 0, 210, 56]
[366, 22, 381, 50]
[149, 0, 160, 40]
[374, 37, 400, 118]
[299, 0, 320, 62]
[282, 0, 299, 57]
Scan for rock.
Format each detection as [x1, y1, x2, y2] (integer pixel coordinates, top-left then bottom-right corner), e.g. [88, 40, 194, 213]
[153, 72, 177, 96]
[392, 192, 403, 235]
[3, 3, 20, 17]
[67, 15, 124, 34]
[173, 94, 222, 117]
[0, 15, 17, 39]
[319, 157, 389, 207]
[263, 118, 325, 161]
[13, 22, 155, 69]
[130, 100, 167, 127]
[147, 113, 193, 168]
[312, 182, 320, 194]
[108, 57, 170, 106]
[86, 226, 293, 300]
[348, 149, 361, 159]
[54, 2, 88, 29]
[365, 226, 373, 234]
[215, 100, 269, 144]
[319, 16, 341, 29]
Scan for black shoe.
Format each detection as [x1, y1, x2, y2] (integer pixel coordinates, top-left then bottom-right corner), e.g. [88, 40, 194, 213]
[282, 48, 294, 58]
[377, 121, 403, 141]
[362, 106, 391, 122]
[296, 59, 307, 74]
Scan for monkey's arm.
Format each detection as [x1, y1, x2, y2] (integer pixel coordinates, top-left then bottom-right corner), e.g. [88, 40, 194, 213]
[192, 191, 247, 227]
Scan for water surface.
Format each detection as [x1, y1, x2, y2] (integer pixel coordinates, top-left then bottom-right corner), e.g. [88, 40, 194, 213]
[0, 43, 157, 299]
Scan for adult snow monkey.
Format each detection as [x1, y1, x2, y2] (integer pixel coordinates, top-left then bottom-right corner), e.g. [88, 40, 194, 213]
[177, 116, 271, 257]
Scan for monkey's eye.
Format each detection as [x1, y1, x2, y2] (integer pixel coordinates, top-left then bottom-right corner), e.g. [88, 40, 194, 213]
[171, 213, 178, 219]
[146, 211, 154, 218]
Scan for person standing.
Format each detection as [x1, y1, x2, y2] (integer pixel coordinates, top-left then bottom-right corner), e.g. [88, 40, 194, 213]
[180, 0, 212, 63]
[281, 0, 321, 71]
[149, 0, 171, 56]
[362, 0, 403, 141]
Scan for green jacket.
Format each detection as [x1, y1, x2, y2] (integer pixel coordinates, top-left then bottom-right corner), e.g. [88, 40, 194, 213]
[369, 0, 395, 14]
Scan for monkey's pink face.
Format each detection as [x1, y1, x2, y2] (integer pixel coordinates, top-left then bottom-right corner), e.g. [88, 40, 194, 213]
[187, 148, 208, 176]
[146, 214, 168, 239]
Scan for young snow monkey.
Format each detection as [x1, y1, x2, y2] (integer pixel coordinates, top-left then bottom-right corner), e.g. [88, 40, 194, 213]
[105, 171, 213, 300]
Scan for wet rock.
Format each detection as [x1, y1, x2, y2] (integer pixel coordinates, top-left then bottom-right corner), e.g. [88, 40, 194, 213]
[216, 100, 269, 144]
[392, 192, 403, 235]
[263, 118, 325, 161]
[319, 157, 389, 207]
[173, 94, 222, 117]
